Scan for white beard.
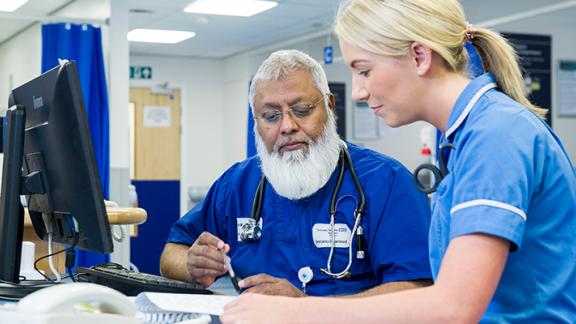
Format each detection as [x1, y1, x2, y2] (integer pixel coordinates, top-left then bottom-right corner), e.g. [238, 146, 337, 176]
[255, 111, 343, 200]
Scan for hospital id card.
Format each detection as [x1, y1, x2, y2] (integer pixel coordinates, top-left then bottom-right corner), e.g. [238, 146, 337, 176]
[312, 223, 351, 248]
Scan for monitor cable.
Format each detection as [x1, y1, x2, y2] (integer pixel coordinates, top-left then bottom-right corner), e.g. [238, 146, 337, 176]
[41, 214, 61, 282]
[32, 216, 79, 283]
[112, 225, 127, 242]
[105, 200, 127, 243]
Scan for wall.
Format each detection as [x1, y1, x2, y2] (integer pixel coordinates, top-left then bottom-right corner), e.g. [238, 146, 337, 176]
[129, 55, 226, 214]
[0, 26, 42, 112]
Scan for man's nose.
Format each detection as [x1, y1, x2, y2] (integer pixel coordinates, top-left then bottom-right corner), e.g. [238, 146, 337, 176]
[280, 111, 298, 135]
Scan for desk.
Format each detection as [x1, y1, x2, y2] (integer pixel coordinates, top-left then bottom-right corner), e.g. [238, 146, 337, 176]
[23, 207, 147, 274]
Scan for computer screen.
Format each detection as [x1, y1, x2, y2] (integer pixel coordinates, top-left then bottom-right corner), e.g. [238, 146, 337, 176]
[0, 61, 113, 283]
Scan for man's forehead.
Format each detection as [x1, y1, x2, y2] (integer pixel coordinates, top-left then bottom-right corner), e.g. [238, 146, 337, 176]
[253, 74, 318, 105]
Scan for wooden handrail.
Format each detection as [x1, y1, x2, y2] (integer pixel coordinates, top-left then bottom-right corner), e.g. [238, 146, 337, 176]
[23, 207, 147, 226]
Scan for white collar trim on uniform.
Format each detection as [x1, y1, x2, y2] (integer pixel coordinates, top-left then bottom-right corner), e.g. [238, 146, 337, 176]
[445, 82, 497, 138]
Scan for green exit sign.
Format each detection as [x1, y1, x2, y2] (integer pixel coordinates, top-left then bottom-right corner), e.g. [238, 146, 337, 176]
[130, 66, 153, 80]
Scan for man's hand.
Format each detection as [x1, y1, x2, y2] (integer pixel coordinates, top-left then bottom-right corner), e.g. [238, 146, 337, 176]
[239, 273, 306, 297]
[187, 231, 230, 287]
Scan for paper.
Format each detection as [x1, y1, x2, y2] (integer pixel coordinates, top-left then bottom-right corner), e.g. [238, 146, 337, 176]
[353, 101, 399, 139]
[140, 292, 236, 316]
[558, 61, 576, 117]
[143, 106, 171, 127]
[353, 101, 379, 139]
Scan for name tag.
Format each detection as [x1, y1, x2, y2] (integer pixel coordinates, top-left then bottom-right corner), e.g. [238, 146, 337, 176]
[237, 217, 262, 242]
[312, 223, 351, 248]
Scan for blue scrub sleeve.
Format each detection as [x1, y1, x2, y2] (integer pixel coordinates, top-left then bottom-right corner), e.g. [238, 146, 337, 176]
[449, 117, 530, 250]
[166, 167, 234, 246]
[367, 166, 432, 283]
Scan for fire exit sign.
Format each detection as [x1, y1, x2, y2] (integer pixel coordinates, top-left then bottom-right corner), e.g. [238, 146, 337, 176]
[130, 66, 153, 80]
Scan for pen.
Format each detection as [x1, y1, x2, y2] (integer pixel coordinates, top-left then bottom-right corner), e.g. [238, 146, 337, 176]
[222, 252, 241, 293]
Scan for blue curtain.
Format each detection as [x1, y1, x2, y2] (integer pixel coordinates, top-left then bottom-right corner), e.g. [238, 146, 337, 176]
[246, 82, 257, 157]
[41, 23, 110, 266]
[247, 105, 256, 157]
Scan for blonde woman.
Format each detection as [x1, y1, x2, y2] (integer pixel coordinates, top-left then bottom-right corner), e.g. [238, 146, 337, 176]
[220, 0, 576, 323]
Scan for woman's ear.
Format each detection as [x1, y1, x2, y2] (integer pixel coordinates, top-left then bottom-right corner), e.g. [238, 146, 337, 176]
[409, 42, 433, 76]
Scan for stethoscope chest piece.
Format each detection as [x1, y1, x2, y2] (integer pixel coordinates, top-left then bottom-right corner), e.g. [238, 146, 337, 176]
[239, 218, 262, 243]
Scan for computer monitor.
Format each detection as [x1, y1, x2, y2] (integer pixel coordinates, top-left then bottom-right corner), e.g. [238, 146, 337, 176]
[0, 61, 113, 284]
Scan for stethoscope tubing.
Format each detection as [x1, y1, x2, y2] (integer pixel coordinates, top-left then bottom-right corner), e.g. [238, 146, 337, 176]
[245, 144, 367, 280]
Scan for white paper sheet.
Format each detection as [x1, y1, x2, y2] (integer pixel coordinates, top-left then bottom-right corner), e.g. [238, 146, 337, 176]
[142, 292, 237, 316]
[559, 61, 576, 116]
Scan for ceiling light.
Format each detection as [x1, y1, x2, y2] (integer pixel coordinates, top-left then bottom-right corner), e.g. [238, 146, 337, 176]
[184, 0, 278, 17]
[127, 29, 195, 44]
[0, 0, 28, 12]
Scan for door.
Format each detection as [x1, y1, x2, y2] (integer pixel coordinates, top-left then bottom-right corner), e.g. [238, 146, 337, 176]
[129, 87, 182, 274]
[130, 88, 181, 180]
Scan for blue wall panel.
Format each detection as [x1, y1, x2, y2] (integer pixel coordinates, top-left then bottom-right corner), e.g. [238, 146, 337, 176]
[131, 180, 180, 275]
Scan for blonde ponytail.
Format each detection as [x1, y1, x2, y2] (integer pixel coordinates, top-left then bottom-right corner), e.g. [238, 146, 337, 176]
[470, 28, 547, 118]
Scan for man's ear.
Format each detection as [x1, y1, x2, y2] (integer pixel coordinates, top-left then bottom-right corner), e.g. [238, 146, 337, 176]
[327, 93, 336, 111]
[409, 42, 433, 76]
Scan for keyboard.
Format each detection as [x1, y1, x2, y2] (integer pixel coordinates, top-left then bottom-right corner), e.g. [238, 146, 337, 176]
[76, 263, 213, 296]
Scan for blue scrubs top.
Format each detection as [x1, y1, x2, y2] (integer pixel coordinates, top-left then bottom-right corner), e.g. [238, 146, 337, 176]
[168, 143, 432, 296]
[430, 73, 576, 322]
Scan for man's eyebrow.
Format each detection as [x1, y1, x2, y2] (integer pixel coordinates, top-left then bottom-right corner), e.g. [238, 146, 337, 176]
[260, 96, 305, 109]
[287, 96, 304, 106]
[260, 102, 282, 109]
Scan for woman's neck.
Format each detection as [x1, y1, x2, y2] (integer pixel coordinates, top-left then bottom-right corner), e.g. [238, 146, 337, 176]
[421, 71, 471, 133]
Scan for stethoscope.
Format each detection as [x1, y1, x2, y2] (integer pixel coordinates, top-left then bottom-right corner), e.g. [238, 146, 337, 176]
[239, 145, 367, 280]
[413, 143, 456, 194]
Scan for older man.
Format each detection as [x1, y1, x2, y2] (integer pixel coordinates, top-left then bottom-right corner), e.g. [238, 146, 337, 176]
[160, 50, 431, 297]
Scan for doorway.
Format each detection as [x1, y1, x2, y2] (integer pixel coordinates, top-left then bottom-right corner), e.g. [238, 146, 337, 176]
[129, 87, 182, 274]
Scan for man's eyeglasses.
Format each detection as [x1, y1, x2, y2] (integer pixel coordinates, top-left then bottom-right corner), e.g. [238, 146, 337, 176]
[258, 96, 325, 125]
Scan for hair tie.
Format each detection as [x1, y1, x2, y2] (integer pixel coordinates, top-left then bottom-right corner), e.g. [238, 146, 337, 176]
[465, 22, 475, 43]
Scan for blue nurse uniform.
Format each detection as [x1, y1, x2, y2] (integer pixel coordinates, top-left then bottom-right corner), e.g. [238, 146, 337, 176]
[430, 73, 576, 322]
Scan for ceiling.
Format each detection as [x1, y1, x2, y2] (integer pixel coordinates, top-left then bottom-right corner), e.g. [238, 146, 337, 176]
[0, 0, 575, 59]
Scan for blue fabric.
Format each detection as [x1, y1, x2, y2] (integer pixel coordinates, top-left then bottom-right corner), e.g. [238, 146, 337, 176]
[246, 82, 256, 158]
[465, 42, 484, 78]
[41, 23, 110, 266]
[167, 143, 432, 296]
[430, 73, 576, 322]
[246, 105, 256, 157]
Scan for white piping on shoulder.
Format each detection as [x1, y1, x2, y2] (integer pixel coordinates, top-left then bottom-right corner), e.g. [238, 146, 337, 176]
[445, 83, 497, 138]
[450, 199, 527, 221]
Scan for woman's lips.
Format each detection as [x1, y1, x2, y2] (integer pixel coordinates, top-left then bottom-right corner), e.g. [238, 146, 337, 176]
[371, 105, 384, 114]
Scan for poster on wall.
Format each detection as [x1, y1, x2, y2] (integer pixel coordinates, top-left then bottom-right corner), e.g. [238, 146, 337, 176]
[558, 60, 576, 117]
[354, 101, 379, 139]
[329, 82, 347, 140]
[502, 33, 552, 126]
[353, 101, 399, 140]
